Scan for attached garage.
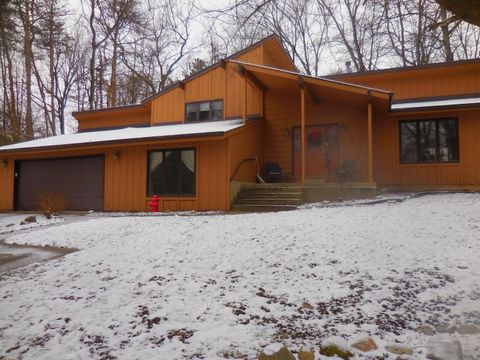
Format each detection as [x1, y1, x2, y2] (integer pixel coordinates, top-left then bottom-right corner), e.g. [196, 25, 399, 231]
[14, 155, 105, 211]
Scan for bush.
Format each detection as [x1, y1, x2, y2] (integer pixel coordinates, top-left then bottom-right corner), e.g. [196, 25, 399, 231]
[37, 193, 66, 218]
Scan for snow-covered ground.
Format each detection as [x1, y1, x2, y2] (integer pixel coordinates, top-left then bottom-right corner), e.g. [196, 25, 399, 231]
[0, 213, 64, 235]
[0, 193, 479, 359]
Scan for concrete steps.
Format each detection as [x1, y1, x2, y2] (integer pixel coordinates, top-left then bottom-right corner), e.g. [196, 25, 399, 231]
[232, 185, 304, 212]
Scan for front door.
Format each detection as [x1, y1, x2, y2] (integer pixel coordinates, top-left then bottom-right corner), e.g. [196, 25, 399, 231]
[293, 124, 339, 180]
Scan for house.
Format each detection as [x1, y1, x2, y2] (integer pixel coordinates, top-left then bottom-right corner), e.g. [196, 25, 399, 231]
[0, 35, 479, 212]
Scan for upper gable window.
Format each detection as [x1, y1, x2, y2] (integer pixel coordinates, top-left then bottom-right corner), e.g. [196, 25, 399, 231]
[185, 100, 223, 123]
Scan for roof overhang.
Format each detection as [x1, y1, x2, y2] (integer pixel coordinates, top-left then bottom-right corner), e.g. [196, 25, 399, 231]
[391, 95, 480, 113]
[231, 60, 392, 113]
[0, 120, 246, 155]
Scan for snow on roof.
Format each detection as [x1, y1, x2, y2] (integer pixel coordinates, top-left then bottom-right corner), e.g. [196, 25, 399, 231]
[0, 119, 244, 153]
[391, 96, 480, 111]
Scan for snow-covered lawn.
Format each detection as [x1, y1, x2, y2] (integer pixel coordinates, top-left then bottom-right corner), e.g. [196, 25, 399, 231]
[1, 193, 479, 359]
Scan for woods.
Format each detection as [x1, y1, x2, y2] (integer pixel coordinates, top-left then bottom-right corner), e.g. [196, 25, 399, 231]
[0, 0, 479, 145]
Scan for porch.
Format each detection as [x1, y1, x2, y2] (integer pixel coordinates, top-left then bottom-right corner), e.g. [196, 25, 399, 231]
[232, 60, 392, 189]
[229, 60, 390, 211]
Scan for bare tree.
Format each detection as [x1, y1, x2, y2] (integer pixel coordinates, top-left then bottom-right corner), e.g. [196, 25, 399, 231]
[96, 0, 142, 107]
[120, 0, 196, 94]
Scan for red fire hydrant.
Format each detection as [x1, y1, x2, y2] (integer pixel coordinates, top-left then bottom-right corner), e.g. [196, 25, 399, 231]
[149, 195, 159, 212]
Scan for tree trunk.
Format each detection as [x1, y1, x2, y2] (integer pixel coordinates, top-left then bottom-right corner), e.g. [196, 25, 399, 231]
[23, 0, 34, 139]
[440, 8, 454, 62]
[88, 0, 97, 110]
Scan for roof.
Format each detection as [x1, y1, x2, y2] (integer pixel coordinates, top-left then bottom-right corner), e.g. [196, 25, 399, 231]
[328, 58, 480, 80]
[231, 60, 392, 99]
[140, 34, 296, 104]
[0, 120, 244, 154]
[391, 95, 480, 112]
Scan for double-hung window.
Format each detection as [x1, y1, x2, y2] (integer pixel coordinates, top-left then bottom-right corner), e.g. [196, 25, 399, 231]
[399, 118, 459, 163]
[185, 100, 223, 123]
[148, 149, 195, 196]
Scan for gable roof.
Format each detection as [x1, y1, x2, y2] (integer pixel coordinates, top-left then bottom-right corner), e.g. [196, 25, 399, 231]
[72, 34, 296, 119]
[328, 58, 480, 80]
[231, 60, 392, 99]
[140, 34, 296, 105]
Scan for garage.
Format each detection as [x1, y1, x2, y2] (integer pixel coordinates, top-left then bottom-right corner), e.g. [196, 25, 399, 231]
[14, 155, 105, 211]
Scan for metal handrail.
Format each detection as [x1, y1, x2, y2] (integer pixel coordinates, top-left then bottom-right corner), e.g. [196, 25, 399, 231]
[230, 156, 265, 183]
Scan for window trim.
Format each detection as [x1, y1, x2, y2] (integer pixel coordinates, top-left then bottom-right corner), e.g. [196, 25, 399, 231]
[184, 99, 224, 123]
[147, 148, 196, 197]
[398, 117, 459, 164]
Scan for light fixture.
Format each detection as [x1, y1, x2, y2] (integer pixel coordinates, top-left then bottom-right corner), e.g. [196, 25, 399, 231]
[284, 127, 291, 137]
[1, 159, 8, 167]
[113, 151, 120, 160]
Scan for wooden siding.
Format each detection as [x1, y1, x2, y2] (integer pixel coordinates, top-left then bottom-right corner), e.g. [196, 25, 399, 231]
[0, 158, 14, 211]
[77, 109, 150, 131]
[263, 90, 371, 181]
[151, 63, 263, 125]
[151, 87, 185, 124]
[228, 121, 264, 183]
[262, 39, 297, 71]
[197, 140, 229, 211]
[374, 109, 480, 187]
[336, 63, 480, 100]
[0, 139, 230, 212]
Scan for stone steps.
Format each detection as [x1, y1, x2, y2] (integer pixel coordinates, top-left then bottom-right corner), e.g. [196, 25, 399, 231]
[232, 185, 304, 212]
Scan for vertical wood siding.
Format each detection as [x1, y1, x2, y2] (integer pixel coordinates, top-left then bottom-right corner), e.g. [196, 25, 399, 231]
[78, 111, 150, 131]
[374, 109, 480, 187]
[336, 63, 480, 100]
[0, 139, 231, 212]
[228, 122, 265, 183]
[263, 91, 370, 181]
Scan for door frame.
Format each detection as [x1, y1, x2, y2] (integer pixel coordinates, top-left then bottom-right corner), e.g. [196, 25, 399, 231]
[291, 123, 340, 179]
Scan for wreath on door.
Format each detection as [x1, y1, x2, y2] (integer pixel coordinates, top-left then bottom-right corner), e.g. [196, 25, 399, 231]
[308, 131, 322, 147]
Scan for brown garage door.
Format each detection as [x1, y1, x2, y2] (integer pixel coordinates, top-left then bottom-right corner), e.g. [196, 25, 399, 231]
[15, 155, 105, 211]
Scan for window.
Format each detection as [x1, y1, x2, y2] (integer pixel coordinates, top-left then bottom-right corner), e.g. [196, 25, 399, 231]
[399, 118, 459, 164]
[185, 100, 223, 123]
[148, 149, 195, 196]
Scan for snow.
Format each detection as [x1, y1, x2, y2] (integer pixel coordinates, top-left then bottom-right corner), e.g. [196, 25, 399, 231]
[0, 119, 244, 152]
[1, 193, 480, 359]
[0, 214, 64, 235]
[391, 96, 480, 111]
[320, 336, 351, 351]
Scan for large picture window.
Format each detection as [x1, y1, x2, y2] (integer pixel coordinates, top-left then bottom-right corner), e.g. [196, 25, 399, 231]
[399, 118, 459, 164]
[185, 100, 223, 123]
[148, 149, 195, 196]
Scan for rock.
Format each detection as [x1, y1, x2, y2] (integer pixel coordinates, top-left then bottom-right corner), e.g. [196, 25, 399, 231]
[426, 337, 462, 360]
[386, 344, 413, 356]
[302, 302, 313, 310]
[298, 349, 314, 360]
[456, 324, 480, 335]
[352, 338, 377, 352]
[436, 324, 456, 334]
[21, 215, 36, 225]
[320, 337, 353, 359]
[319, 345, 353, 359]
[258, 346, 295, 360]
[415, 325, 436, 336]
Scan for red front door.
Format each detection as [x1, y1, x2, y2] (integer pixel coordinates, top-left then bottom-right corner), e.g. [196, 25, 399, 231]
[293, 124, 339, 180]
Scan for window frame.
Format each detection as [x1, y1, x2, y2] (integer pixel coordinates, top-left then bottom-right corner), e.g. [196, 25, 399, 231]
[398, 117, 460, 164]
[184, 99, 224, 123]
[147, 148, 196, 197]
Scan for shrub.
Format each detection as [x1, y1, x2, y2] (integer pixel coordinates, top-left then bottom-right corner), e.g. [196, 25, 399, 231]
[37, 193, 66, 218]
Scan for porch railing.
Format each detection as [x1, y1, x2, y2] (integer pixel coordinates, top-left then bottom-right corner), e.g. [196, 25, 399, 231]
[230, 156, 265, 183]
